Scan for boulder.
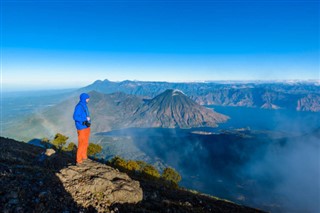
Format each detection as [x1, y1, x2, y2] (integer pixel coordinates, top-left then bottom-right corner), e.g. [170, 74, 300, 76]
[56, 159, 143, 209]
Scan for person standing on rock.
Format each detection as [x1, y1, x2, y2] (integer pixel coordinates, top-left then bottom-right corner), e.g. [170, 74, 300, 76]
[73, 93, 91, 164]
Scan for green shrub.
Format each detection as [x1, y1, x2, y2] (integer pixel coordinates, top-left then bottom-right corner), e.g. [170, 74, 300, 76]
[142, 165, 160, 179]
[62, 142, 77, 152]
[110, 156, 127, 169]
[52, 133, 68, 150]
[108, 157, 181, 186]
[136, 160, 148, 169]
[87, 143, 102, 157]
[161, 167, 182, 186]
[126, 160, 141, 171]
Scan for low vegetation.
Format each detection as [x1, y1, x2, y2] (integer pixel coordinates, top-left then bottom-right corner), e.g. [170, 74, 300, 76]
[162, 167, 182, 187]
[52, 133, 69, 150]
[41, 133, 102, 157]
[109, 156, 182, 187]
[41, 133, 182, 188]
[87, 143, 103, 157]
[63, 142, 77, 152]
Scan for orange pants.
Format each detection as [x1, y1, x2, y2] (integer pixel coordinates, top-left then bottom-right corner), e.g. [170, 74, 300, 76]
[76, 127, 90, 163]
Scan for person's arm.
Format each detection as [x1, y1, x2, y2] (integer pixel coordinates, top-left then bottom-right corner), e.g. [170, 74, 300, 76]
[73, 105, 86, 122]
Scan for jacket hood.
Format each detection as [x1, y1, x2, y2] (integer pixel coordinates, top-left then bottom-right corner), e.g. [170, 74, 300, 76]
[80, 93, 90, 103]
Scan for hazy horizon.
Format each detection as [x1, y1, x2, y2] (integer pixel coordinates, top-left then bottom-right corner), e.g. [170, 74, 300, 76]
[2, 78, 320, 92]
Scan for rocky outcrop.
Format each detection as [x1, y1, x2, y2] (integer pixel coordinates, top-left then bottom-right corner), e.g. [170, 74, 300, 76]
[56, 160, 143, 210]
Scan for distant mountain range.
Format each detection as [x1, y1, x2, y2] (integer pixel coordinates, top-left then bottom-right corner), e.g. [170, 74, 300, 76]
[2, 79, 319, 141]
[79, 80, 320, 112]
[3, 90, 228, 141]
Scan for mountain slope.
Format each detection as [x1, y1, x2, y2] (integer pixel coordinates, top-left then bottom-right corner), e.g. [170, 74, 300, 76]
[0, 137, 264, 213]
[129, 89, 228, 128]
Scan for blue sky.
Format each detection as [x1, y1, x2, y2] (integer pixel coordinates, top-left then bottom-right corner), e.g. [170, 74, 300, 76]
[1, 0, 319, 90]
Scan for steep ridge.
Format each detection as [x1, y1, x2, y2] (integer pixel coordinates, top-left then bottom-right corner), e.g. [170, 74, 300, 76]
[0, 137, 264, 213]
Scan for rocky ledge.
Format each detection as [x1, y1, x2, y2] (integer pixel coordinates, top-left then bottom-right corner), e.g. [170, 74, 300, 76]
[56, 160, 143, 209]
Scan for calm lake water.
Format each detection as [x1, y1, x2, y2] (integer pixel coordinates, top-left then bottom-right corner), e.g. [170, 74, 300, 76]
[209, 105, 320, 133]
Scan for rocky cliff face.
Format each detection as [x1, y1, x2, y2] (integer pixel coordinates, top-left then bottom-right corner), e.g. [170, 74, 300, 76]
[0, 137, 264, 213]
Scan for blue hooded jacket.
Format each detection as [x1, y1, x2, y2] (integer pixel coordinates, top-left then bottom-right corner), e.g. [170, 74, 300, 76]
[73, 93, 91, 130]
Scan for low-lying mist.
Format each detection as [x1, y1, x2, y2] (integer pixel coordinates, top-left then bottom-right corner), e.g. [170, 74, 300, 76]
[98, 108, 320, 213]
[244, 130, 320, 213]
[106, 129, 319, 212]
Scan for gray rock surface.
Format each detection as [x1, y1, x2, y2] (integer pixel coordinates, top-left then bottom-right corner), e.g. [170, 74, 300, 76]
[56, 159, 143, 209]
